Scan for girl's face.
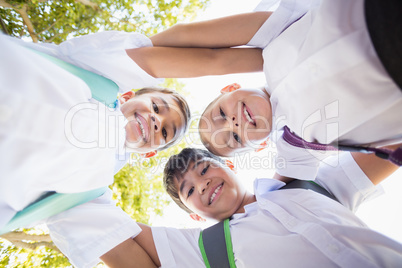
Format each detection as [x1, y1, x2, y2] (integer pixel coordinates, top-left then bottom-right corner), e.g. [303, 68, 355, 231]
[175, 158, 247, 221]
[199, 88, 272, 156]
[119, 91, 185, 153]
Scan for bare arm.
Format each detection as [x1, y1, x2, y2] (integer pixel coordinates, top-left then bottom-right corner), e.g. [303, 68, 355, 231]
[101, 224, 161, 268]
[351, 143, 401, 185]
[126, 46, 263, 78]
[150, 12, 272, 48]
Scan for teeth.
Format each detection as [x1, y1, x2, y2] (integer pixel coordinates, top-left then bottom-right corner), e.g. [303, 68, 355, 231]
[136, 117, 146, 139]
[210, 184, 222, 204]
[243, 106, 254, 124]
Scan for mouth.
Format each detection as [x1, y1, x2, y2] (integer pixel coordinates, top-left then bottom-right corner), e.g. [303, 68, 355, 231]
[209, 182, 223, 205]
[134, 113, 149, 142]
[243, 103, 256, 126]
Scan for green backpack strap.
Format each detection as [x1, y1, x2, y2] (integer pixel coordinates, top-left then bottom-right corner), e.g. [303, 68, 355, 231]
[0, 187, 108, 235]
[199, 219, 236, 268]
[31, 49, 119, 108]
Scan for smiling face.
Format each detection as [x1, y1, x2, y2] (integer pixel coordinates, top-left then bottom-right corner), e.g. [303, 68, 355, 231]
[199, 88, 272, 156]
[119, 91, 186, 153]
[174, 157, 248, 221]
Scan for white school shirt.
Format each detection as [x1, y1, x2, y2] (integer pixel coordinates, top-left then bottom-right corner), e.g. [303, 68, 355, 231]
[0, 32, 160, 228]
[248, 0, 402, 180]
[152, 152, 402, 268]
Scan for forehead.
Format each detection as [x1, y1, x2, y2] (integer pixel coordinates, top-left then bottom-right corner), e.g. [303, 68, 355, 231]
[175, 156, 220, 179]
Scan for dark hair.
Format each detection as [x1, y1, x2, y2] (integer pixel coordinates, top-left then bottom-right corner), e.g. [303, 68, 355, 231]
[163, 148, 224, 213]
[135, 87, 191, 150]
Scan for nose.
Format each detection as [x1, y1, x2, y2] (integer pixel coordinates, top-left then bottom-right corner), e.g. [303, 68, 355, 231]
[150, 114, 162, 133]
[231, 115, 239, 127]
[197, 179, 211, 194]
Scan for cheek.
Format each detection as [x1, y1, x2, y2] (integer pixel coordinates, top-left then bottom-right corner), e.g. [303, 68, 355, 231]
[125, 120, 139, 142]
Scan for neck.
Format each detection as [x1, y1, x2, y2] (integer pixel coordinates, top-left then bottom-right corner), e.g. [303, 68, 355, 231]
[235, 191, 256, 214]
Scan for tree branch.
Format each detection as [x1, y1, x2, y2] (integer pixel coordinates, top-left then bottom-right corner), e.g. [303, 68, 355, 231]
[16, 4, 38, 42]
[10, 240, 62, 253]
[0, 0, 13, 8]
[0, 15, 9, 35]
[1, 231, 52, 242]
[1, 231, 62, 253]
[74, 0, 99, 10]
[0, 1, 38, 42]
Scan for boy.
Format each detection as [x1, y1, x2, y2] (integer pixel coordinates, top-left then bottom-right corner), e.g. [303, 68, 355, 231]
[48, 147, 401, 267]
[0, 33, 191, 230]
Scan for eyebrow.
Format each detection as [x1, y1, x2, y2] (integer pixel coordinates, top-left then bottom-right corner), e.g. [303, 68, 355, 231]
[172, 124, 177, 140]
[158, 97, 170, 111]
[179, 179, 187, 196]
[179, 160, 203, 196]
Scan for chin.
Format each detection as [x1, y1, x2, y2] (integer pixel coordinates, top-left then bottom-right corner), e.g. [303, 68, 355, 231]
[125, 141, 146, 153]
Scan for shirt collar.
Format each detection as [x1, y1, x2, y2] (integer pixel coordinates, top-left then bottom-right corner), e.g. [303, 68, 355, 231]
[254, 178, 285, 201]
[231, 178, 285, 221]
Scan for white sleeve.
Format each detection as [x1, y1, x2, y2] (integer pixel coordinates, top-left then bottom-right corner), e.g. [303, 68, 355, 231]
[274, 134, 324, 180]
[46, 189, 141, 268]
[151, 226, 205, 268]
[247, 0, 320, 48]
[11, 31, 162, 92]
[314, 152, 384, 212]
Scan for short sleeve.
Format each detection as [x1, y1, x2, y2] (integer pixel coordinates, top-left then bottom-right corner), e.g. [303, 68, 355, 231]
[14, 31, 162, 92]
[151, 226, 205, 268]
[314, 152, 384, 212]
[274, 132, 336, 180]
[247, 0, 320, 48]
[46, 189, 141, 268]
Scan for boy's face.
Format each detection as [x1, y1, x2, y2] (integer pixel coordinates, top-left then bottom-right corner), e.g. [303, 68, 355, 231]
[199, 88, 272, 156]
[119, 91, 185, 153]
[175, 157, 247, 221]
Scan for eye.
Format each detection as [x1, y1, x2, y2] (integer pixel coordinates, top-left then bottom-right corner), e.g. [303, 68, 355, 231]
[201, 164, 210, 175]
[187, 187, 194, 198]
[219, 108, 226, 119]
[233, 132, 241, 144]
[162, 128, 167, 140]
[152, 102, 159, 114]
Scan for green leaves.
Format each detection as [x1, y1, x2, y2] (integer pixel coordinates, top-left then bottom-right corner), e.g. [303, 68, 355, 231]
[0, 0, 209, 43]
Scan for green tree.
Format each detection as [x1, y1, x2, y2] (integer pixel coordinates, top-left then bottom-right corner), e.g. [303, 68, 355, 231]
[0, 0, 209, 43]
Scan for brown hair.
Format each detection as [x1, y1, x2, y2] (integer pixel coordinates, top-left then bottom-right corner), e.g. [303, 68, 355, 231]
[163, 148, 224, 213]
[136, 87, 191, 150]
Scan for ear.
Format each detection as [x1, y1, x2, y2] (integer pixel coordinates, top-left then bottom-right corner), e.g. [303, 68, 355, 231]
[189, 213, 206, 222]
[220, 83, 241, 94]
[118, 91, 135, 104]
[225, 159, 237, 174]
[140, 150, 157, 158]
[255, 138, 270, 153]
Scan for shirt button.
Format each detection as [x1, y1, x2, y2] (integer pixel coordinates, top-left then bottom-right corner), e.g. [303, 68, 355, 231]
[0, 105, 13, 122]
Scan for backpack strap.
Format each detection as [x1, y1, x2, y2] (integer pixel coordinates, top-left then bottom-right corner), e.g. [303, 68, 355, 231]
[31, 49, 119, 108]
[0, 187, 108, 235]
[283, 126, 402, 166]
[279, 180, 338, 202]
[199, 219, 236, 268]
